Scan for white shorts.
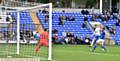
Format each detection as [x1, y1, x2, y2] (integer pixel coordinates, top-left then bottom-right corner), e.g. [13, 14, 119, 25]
[96, 39, 105, 45]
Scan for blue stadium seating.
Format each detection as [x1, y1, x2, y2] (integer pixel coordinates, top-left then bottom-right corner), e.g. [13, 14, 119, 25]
[37, 12, 92, 38]
[9, 11, 35, 31]
[8, 11, 120, 45]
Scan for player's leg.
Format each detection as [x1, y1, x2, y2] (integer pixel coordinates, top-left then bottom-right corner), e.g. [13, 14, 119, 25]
[100, 40, 107, 52]
[90, 37, 95, 47]
[44, 41, 49, 53]
[35, 45, 40, 53]
[39, 41, 49, 55]
[35, 41, 43, 53]
[101, 44, 107, 52]
[91, 39, 100, 52]
[90, 36, 99, 47]
[34, 34, 41, 53]
[91, 43, 97, 52]
[35, 39, 39, 52]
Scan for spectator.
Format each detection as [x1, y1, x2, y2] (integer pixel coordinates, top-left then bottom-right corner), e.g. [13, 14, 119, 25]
[67, 32, 74, 44]
[81, 9, 85, 15]
[110, 25, 116, 35]
[104, 15, 109, 22]
[20, 30, 25, 40]
[116, 18, 120, 26]
[52, 32, 58, 44]
[75, 37, 84, 44]
[52, 29, 58, 43]
[11, 15, 16, 21]
[0, 16, 1, 19]
[85, 10, 89, 15]
[98, 14, 102, 19]
[91, 15, 96, 21]
[116, 22, 119, 26]
[62, 31, 67, 38]
[81, 9, 89, 15]
[102, 10, 107, 15]
[42, 9, 48, 14]
[39, 10, 41, 13]
[66, 32, 71, 37]
[52, 29, 58, 33]
[69, 16, 75, 21]
[101, 15, 109, 23]
[62, 10, 65, 13]
[6, 16, 10, 22]
[74, 36, 79, 44]
[74, 36, 83, 44]
[100, 15, 105, 22]
[58, 37, 67, 45]
[82, 22, 86, 28]
[83, 16, 88, 21]
[112, 8, 119, 13]
[106, 26, 109, 30]
[61, 31, 68, 44]
[118, 18, 120, 23]
[65, 16, 70, 21]
[112, 15, 117, 19]
[45, 15, 49, 23]
[66, 32, 71, 44]
[79, 36, 84, 44]
[58, 16, 65, 25]
[26, 30, 33, 38]
[71, 32, 75, 44]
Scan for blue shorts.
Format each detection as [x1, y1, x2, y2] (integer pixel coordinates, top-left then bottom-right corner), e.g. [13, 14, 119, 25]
[95, 36, 99, 40]
[94, 36, 100, 43]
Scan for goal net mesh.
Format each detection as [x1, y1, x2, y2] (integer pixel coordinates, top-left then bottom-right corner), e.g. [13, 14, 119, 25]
[0, 2, 52, 61]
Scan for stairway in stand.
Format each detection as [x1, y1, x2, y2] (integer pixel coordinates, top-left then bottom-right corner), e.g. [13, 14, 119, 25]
[30, 12, 44, 33]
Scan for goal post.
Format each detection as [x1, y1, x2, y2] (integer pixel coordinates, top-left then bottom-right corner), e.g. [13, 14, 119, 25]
[0, 3, 52, 60]
[48, 3, 52, 60]
[17, 11, 20, 55]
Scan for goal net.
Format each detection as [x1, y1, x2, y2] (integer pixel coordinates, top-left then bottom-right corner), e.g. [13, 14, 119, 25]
[0, 2, 52, 61]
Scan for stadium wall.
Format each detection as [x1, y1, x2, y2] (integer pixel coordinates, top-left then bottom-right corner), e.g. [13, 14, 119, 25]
[41, 8, 100, 14]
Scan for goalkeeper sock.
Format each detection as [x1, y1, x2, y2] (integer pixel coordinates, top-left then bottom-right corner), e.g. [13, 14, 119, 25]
[35, 46, 39, 53]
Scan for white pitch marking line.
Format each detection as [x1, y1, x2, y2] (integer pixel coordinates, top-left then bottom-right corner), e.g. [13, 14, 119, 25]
[78, 50, 120, 57]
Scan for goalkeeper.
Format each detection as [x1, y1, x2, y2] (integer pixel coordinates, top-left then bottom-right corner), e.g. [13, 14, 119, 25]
[35, 29, 49, 53]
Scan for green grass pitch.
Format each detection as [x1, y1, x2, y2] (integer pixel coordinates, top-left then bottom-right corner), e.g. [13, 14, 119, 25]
[0, 44, 120, 61]
[0, 44, 48, 60]
[52, 45, 120, 61]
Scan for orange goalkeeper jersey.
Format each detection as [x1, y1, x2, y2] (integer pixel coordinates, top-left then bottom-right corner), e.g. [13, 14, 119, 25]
[40, 31, 49, 42]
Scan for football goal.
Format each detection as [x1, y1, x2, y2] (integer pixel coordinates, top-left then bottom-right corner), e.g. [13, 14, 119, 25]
[0, 2, 52, 61]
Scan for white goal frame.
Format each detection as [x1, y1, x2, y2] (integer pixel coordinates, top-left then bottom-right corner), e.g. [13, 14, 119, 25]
[0, 3, 52, 60]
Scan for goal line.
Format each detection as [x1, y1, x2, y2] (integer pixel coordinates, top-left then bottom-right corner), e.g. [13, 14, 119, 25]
[0, 51, 48, 61]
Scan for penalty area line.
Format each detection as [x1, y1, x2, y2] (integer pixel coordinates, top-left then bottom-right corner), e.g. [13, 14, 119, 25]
[78, 50, 120, 57]
[91, 52, 120, 57]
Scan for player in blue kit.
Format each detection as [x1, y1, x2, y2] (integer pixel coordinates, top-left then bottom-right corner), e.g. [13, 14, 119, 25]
[91, 27, 107, 52]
